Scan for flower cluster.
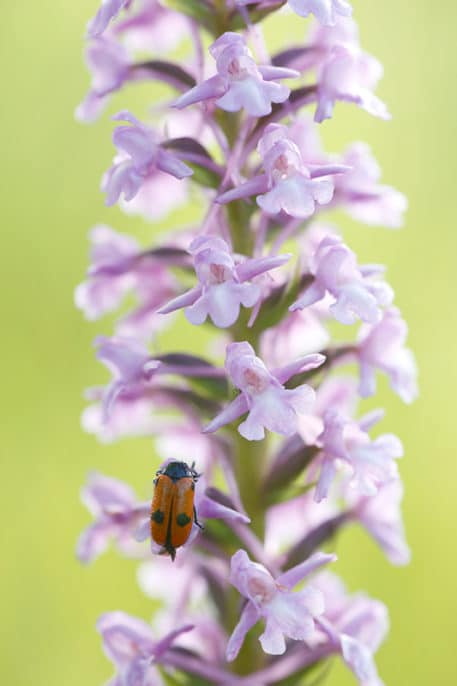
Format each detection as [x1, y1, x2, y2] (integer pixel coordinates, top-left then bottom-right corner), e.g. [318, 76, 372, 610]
[76, 2, 415, 685]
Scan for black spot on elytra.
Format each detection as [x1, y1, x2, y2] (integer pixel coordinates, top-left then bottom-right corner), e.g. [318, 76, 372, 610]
[176, 512, 191, 527]
[151, 509, 165, 524]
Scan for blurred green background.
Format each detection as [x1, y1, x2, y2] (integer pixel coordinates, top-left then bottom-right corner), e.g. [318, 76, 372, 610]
[2, 1, 455, 684]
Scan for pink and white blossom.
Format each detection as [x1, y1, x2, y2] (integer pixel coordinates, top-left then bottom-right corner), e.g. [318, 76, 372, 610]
[316, 43, 390, 123]
[205, 342, 324, 440]
[95, 335, 159, 420]
[314, 572, 389, 686]
[76, 37, 130, 122]
[290, 234, 394, 324]
[175, 32, 298, 117]
[77, 473, 150, 563]
[227, 550, 335, 659]
[75, 225, 178, 329]
[75, 225, 140, 319]
[113, 0, 188, 54]
[353, 479, 411, 565]
[102, 111, 192, 207]
[288, 118, 406, 228]
[260, 308, 330, 368]
[119, 169, 189, 221]
[288, 0, 352, 26]
[97, 611, 193, 686]
[81, 388, 161, 443]
[297, 375, 358, 445]
[218, 123, 348, 218]
[357, 307, 418, 403]
[159, 236, 290, 328]
[315, 409, 403, 502]
[334, 143, 408, 228]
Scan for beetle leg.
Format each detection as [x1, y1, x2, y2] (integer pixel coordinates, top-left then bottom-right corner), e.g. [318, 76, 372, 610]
[189, 461, 202, 481]
[193, 506, 204, 530]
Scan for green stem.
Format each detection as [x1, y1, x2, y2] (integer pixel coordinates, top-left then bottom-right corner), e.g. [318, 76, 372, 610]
[216, 102, 275, 678]
[223, 395, 270, 677]
[231, 307, 258, 347]
[227, 201, 255, 255]
[216, 111, 257, 255]
[232, 430, 267, 539]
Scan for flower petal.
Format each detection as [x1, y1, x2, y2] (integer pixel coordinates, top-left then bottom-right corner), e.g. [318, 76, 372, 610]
[174, 75, 227, 109]
[76, 521, 113, 564]
[273, 353, 326, 384]
[97, 612, 155, 666]
[236, 253, 291, 283]
[341, 634, 384, 686]
[203, 394, 249, 434]
[158, 286, 202, 315]
[277, 551, 337, 589]
[226, 602, 259, 662]
[217, 174, 270, 205]
[259, 617, 286, 655]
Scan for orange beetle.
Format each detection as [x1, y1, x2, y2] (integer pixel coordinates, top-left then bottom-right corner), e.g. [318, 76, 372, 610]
[150, 461, 202, 561]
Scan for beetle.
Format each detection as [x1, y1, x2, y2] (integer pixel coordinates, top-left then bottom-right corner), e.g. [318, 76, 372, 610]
[150, 460, 203, 561]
